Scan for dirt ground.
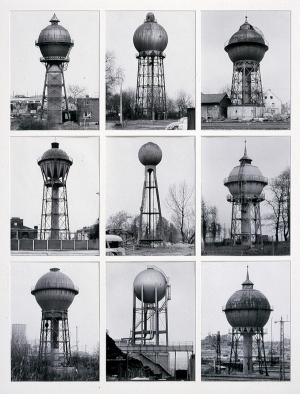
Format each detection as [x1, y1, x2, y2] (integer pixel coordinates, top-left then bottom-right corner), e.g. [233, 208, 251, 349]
[125, 243, 195, 256]
[106, 119, 175, 130]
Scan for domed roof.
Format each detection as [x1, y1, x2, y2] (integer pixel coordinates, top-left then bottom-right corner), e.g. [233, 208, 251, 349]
[227, 19, 267, 47]
[38, 142, 73, 164]
[138, 142, 162, 166]
[37, 14, 73, 45]
[31, 268, 79, 311]
[223, 268, 272, 329]
[133, 12, 168, 55]
[33, 268, 77, 291]
[133, 266, 167, 303]
[224, 142, 268, 186]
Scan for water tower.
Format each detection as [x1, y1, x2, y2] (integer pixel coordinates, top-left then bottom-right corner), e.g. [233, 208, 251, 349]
[132, 266, 171, 370]
[38, 142, 73, 240]
[138, 142, 164, 244]
[223, 267, 272, 375]
[224, 141, 268, 246]
[31, 268, 79, 366]
[36, 14, 74, 124]
[224, 16, 268, 119]
[133, 12, 168, 120]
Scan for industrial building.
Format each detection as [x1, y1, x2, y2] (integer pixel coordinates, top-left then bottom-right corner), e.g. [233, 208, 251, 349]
[11, 217, 38, 240]
[201, 93, 231, 120]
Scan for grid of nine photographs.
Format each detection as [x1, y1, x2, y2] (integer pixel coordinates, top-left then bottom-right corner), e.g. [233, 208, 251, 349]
[1, 2, 297, 394]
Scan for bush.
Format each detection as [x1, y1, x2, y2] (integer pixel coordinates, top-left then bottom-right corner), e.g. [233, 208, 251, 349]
[18, 117, 48, 130]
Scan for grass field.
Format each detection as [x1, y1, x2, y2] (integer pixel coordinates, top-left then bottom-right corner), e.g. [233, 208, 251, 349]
[125, 243, 195, 256]
[202, 242, 290, 256]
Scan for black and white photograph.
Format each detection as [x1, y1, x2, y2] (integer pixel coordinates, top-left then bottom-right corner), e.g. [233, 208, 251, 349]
[106, 137, 195, 256]
[10, 11, 100, 130]
[106, 262, 195, 381]
[10, 137, 99, 255]
[201, 261, 290, 381]
[106, 11, 195, 130]
[201, 10, 290, 129]
[11, 262, 99, 381]
[201, 136, 290, 256]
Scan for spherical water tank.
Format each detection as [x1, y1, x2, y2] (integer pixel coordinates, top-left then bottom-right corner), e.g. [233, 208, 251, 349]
[138, 142, 162, 166]
[133, 267, 167, 303]
[36, 14, 74, 59]
[223, 273, 272, 328]
[225, 20, 268, 63]
[31, 268, 79, 311]
[133, 12, 168, 54]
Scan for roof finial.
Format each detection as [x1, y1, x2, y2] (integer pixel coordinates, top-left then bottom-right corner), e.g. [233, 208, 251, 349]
[244, 138, 247, 156]
[245, 12, 248, 23]
[246, 265, 249, 280]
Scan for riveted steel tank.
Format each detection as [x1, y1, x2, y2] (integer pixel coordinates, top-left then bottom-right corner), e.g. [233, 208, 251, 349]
[225, 20, 268, 63]
[31, 268, 79, 311]
[223, 274, 272, 328]
[138, 142, 162, 166]
[133, 12, 168, 55]
[133, 267, 167, 303]
[38, 142, 73, 182]
[36, 14, 74, 59]
[224, 150, 268, 199]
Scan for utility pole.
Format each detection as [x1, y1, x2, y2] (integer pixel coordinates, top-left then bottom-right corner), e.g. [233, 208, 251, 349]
[275, 317, 290, 381]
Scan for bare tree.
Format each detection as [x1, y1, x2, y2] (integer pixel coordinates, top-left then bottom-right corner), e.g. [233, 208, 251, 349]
[201, 197, 222, 243]
[106, 210, 132, 230]
[175, 89, 194, 116]
[218, 84, 231, 98]
[264, 167, 290, 242]
[165, 181, 194, 242]
[67, 84, 87, 102]
[106, 50, 124, 102]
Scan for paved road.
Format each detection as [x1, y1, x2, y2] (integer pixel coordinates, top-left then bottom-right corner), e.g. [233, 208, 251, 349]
[202, 121, 290, 130]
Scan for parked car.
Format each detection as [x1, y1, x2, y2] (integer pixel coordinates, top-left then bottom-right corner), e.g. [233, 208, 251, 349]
[165, 117, 188, 130]
[106, 234, 125, 256]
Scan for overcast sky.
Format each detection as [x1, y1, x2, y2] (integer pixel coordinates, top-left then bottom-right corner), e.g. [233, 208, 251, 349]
[11, 137, 99, 233]
[10, 11, 99, 97]
[106, 261, 195, 368]
[202, 10, 290, 103]
[106, 11, 195, 102]
[106, 137, 195, 223]
[11, 262, 99, 354]
[201, 136, 290, 238]
[201, 261, 290, 342]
